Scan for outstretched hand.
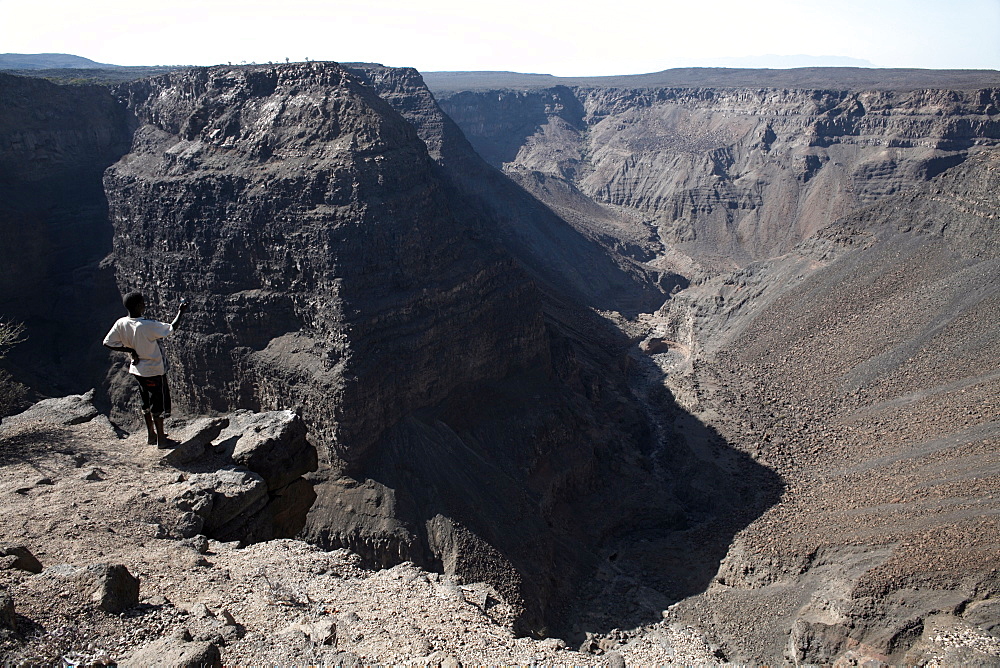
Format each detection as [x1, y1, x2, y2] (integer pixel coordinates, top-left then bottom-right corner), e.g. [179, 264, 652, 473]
[171, 300, 189, 330]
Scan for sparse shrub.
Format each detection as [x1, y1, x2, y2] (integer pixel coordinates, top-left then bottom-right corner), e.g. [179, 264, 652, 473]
[0, 319, 27, 416]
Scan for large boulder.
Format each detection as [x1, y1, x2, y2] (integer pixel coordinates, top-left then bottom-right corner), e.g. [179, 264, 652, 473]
[125, 637, 222, 668]
[43, 563, 139, 614]
[160, 416, 230, 466]
[229, 410, 318, 491]
[174, 468, 269, 542]
[0, 543, 43, 574]
[157, 410, 319, 544]
[0, 390, 98, 430]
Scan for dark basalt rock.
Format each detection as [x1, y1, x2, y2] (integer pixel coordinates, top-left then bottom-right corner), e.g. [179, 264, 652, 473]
[101, 63, 625, 630]
[104, 63, 548, 467]
[345, 64, 670, 315]
[0, 543, 43, 574]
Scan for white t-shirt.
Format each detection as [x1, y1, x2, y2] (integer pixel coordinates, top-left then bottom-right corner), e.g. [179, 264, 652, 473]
[103, 317, 174, 377]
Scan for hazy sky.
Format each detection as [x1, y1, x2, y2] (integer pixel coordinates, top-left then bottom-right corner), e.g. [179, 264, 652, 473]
[4, 0, 999, 75]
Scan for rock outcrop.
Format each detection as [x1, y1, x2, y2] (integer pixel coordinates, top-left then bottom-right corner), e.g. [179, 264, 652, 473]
[93, 63, 579, 630]
[170, 410, 318, 543]
[1, 389, 100, 428]
[0, 392, 318, 549]
[0, 588, 14, 630]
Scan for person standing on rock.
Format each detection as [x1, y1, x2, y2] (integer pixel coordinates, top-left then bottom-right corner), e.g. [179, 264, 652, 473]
[103, 292, 188, 447]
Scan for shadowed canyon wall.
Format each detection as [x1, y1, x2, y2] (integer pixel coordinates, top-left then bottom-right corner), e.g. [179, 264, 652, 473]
[96, 63, 778, 634]
[0, 73, 131, 401]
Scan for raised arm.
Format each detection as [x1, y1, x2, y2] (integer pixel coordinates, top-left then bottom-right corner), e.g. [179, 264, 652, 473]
[170, 300, 189, 330]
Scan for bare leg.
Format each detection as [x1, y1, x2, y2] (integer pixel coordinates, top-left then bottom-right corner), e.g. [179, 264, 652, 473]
[154, 415, 170, 448]
[143, 412, 157, 445]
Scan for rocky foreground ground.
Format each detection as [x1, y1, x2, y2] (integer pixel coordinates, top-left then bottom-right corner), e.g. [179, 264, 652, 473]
[0, 393, 725, 666]
[3, 382, 999, 667]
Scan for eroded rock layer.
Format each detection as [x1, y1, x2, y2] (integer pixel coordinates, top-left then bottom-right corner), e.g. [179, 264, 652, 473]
[344, 64, 670, 314]
[436, 84, 1000, 270]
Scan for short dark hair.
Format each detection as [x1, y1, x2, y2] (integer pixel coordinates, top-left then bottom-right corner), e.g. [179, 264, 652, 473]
[123, 292, 145, 316]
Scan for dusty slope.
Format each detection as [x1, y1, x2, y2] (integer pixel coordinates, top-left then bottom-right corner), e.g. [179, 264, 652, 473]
[643, 149, 1000, 664]
[0, 395, 721, 666]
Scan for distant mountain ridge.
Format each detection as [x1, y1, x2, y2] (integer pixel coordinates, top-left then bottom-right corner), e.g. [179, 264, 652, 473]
[0, 53, 117, 69]
[422, 66, 1000, 93]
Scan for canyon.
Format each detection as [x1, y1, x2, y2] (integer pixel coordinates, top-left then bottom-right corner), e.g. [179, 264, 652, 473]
[0, 63, 998, 664]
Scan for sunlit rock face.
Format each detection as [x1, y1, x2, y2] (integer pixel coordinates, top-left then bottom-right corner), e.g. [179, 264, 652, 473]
[437, 84, 1000, 271]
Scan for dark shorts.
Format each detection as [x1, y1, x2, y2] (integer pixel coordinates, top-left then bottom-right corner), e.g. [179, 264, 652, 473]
[133, 374, 171, 418]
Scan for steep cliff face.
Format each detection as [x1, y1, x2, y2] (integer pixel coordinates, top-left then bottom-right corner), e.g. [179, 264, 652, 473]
[437, 85, 1000, 271]
[0, 73, 131, 401]
[105, 63, 546, 465]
